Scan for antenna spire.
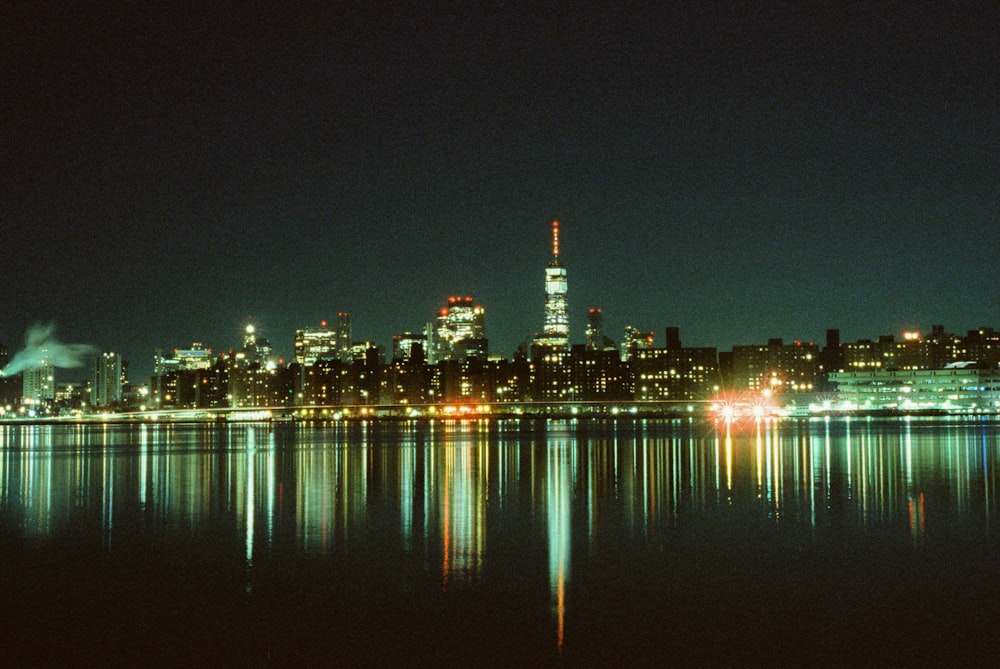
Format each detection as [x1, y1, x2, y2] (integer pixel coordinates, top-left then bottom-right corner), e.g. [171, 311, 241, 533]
[552, 220, 560, 258]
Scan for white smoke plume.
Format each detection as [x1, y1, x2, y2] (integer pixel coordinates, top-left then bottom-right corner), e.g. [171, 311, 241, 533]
[1, 323, 97, 377]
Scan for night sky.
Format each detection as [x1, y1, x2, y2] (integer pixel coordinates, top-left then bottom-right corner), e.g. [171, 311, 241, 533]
[3, 2, 998, 381]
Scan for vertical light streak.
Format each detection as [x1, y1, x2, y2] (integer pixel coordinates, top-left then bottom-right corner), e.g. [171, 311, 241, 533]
[246, 428, 255, 567]
[139, 424, 148, 509]
[764, 423, 774, 505]
[725, 429, 733, 493]
[642, 438, 649, 528]
[671, 435, 681, 520]
[548, 442, 572, 656]
[442, 445, 450, 590]
[755, 424, 764, 493]
[713, 431, 721, 502]
[267, 430, 275, 546]
[102, 438, 113, 549]
[983, 427, 992, 533]
[400, 436, 415, 552]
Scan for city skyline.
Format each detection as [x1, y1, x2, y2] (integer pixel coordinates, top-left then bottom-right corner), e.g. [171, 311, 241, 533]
[4, 4, 998, 381]
[4, 215, 1000, 384]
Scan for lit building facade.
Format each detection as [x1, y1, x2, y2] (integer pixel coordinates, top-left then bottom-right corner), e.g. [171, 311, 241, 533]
[295, 323, 339, 366]
[621, 326, 654, 361]
[534, 221, 569, 350]
[431, 296, 487, 362]
[727, 339, 820, 393]
[22, 362, 56, 404]
[393, 332, 428, 362]
[174, 343, 212, 370]
[830, 363, 1000, 413]
[566, 345, 632, 402]
[241, 324, 272, 364]
[90, 351, 123, 407]
[631, 346, 720, 401]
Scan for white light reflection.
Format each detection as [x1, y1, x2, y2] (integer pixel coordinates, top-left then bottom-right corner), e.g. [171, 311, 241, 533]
[547, 440, 574, 656]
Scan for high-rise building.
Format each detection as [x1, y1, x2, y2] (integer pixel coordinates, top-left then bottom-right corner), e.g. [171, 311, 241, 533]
[22, 362, 55, 404]
[431, 296, 487, 362]
[91, 351, 123, 407]
[621, 326, 654, 361]
[241, 324, 272, 363]
[534, 220, 569, 350]
[585, 308, 616, 351]
[175, 343, 213, 370]
[295, 322, 339, 366]
[336, 312, 352, 362]
[0, 342, 22, 409]
[393, 332, 428, 362]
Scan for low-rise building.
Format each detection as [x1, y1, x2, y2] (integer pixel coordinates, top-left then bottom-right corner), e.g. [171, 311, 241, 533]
[829, 362, 1000, 413]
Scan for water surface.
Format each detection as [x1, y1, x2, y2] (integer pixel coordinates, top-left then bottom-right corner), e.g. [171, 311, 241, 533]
[2, 417, 999, 665]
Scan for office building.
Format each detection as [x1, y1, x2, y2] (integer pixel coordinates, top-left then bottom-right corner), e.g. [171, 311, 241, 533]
[534, 221, 569, 350]
[295, 323, 339, 366]
[431, 296, 487, 362]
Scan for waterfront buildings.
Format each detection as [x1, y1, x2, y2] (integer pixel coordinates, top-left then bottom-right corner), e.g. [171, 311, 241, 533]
[631, 345, 720, 402]
[829, 362, 1000, 413]
[7, 216, 1000, 416]
[724, 339, 820, 393]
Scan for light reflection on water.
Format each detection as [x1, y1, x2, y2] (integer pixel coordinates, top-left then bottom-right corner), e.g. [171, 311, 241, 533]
[3, 417, 999, 558]
[2, 417, 999, 663]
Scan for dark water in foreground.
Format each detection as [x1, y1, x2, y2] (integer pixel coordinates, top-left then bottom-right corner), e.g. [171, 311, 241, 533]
[2, 417, 999, 666]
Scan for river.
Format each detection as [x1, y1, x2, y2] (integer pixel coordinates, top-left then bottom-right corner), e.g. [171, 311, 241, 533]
[2, 417, 998, 665]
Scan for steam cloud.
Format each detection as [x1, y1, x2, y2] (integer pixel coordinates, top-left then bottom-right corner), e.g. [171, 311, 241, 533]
[1, 323, 97, 377]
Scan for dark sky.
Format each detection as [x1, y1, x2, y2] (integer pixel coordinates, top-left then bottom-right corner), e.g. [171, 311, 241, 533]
[3, 2, 998, 381]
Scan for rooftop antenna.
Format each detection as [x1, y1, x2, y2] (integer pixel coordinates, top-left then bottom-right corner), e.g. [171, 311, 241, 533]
[552, 220, 560, 260]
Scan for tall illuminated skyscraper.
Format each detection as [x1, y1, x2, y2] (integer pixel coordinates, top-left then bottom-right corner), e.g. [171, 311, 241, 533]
[295, 322, 338, 366]
[431, 296, 487, 361]
[90, 351, 122, 407]
[534, 220, 569, 350]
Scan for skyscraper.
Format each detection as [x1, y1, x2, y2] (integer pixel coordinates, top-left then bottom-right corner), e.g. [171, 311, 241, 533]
[585, 308, 616, 351]
[431, 296, 487, 361]
[534, 220, 569, 350]
[295, 322, 339, 366]
[336, 312, 352, 362]
[90, 351, 123, 407]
